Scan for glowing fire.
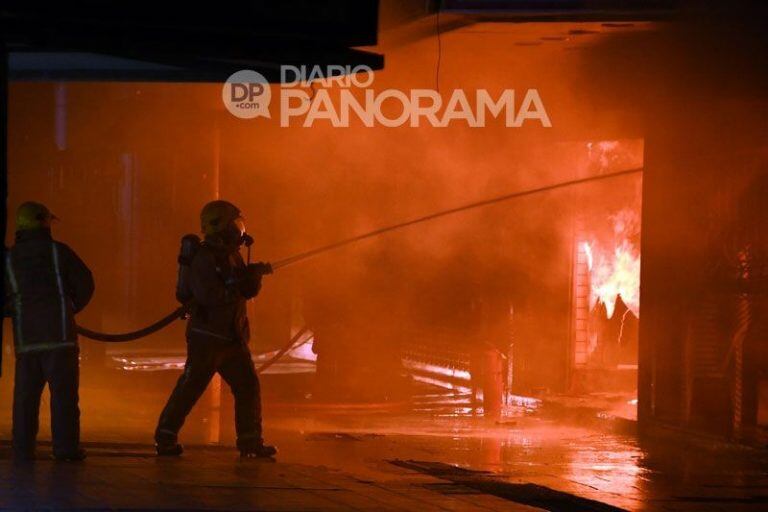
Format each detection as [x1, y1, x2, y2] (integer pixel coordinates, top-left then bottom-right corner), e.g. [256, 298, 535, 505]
[583, 210, 641, 318]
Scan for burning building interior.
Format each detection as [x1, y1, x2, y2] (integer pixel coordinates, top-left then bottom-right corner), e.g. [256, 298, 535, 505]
[0, 1, 767, 510]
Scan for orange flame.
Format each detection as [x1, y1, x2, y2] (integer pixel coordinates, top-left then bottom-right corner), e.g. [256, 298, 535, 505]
[583, 210, 641, 317]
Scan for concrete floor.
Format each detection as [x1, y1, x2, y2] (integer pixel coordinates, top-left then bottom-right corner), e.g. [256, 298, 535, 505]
[1, 357, 767, 511]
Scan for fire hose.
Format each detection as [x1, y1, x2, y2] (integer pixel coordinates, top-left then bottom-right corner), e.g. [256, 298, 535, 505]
[76, 306, 187, 342]
[75, 167, 642, 345]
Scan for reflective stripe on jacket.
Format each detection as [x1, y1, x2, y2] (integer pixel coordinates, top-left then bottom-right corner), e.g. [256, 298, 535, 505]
[4, 229, 94, 353]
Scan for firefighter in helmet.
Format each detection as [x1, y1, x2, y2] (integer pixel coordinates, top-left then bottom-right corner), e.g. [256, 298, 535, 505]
[4, 201, 94, 461]
[155, 200, 276, 458]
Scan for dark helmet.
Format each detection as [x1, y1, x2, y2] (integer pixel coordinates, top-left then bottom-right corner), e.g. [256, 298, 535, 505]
[16, 201, 58, 231]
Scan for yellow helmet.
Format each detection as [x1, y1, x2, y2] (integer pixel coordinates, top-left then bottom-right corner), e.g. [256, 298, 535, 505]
[200, 200, 244, 237]
[16, 201, 58, 231]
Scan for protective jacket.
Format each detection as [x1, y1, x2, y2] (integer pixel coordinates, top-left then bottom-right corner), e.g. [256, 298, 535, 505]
[186, 239, 261, 345]
[4, 229, 94, 353]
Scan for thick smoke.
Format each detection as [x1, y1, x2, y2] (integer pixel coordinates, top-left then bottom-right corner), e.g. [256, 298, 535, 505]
[3, 18, 649, 439]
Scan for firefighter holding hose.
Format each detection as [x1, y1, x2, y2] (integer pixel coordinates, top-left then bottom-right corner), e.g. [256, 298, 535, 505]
[154, 200, 276, 458]
[4, 201, 94, 461]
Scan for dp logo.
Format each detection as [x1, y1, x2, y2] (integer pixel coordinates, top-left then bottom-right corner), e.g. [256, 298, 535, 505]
[222, 70, 271, 119]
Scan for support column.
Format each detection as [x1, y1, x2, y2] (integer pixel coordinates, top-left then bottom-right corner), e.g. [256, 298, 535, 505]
[1, 46, 7, 376]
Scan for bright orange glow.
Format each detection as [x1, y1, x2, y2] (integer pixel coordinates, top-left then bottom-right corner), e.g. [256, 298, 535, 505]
[583, 209, 641, 317]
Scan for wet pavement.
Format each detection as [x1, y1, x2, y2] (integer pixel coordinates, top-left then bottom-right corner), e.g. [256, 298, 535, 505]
[1, 361, 767, 510]
[267, 406, 768, 511]
[0, 443, 541, 511]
